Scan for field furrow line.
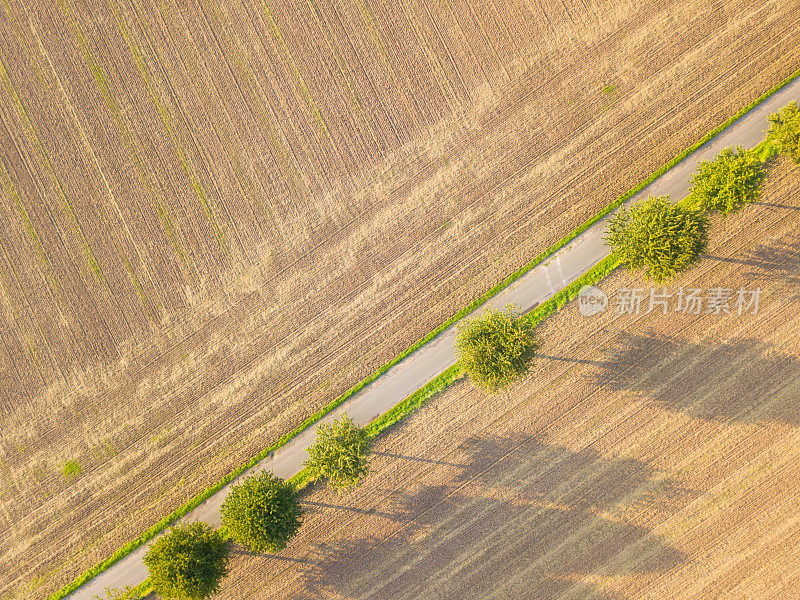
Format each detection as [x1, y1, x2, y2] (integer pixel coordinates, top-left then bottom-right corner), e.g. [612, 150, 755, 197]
[119, 0, 233, 279]
[254, 3, 344, 195]
[185, 0, 280, 249]
[189, 0, 304, 253]
[327, 0, 405, 147]
[276, 0, 368, 181]
[0, 51, 120, 367]
[29, 2, 143, 344]
[111, 10, 203, 285]
[418, 0, 471, 108]
[124, 0, 233, 260]
[156, 0, 255, 263]
[0, 154, 62, 300]
[0, 235, 66, 397]
[219, 0, 314, 208]
[258, 0, 334, 143]
[240, 180, 800, 597]
[406, 0, 463, 120]
[304, 0, 384, 156]
[0, 248, 49, 401]
[0, 113, 96, 372]
[239, 0, 332, 201]
[26, 3, 164, 324]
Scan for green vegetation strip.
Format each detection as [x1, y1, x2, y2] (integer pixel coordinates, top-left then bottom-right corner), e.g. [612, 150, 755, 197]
[755, 138, 779, 163]
[287, 254, 622, 489]
[85, 134, 779, 600]
[48, 65, 800, 600]
[114, 256, 621, 600]
[364, 255, 620, 447]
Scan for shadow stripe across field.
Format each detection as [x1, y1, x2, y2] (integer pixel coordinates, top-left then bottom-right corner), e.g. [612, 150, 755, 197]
[66, 64, 800, 600]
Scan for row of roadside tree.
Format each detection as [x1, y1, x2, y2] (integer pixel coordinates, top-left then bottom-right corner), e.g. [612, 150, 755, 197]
[98, 101, 800, 600]
[457, 101, 800, 394]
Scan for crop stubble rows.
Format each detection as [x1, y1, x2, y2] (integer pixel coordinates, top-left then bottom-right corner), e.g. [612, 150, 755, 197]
[1, 0, 800, 597]
[219, 159, 800, 599]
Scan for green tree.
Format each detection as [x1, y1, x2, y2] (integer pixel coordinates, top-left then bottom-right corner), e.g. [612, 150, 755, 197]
[768, 101, 800, 162]
[143, 522, 229, 600]
[456, 305, 539, 393]
[605, 195, 709, 283]
[305, 415, 371, 489]
[688, 146, 766, 214]
[221, 471, 303, 553]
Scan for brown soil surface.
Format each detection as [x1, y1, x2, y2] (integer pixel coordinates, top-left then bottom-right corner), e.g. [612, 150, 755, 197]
[218, 159, 800, 599]
[2, 0, 800, 597]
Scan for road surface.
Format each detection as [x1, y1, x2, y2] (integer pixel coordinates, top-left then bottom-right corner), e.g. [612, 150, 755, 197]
[68, 78, 800, 600]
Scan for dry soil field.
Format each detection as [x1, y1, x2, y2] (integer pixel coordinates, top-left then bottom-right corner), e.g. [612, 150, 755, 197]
[217, 158, 800, 599]
[2, 0, 800, 597]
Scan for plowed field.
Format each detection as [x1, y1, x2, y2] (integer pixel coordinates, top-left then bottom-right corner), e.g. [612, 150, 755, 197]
[218, 159, 800, 599]
[2, 0, 800, 597]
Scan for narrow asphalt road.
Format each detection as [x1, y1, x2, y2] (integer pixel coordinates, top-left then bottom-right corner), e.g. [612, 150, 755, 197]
[68, 78, 800, 600]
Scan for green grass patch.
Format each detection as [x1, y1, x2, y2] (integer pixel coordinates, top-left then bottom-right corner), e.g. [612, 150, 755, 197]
[46, 64, 800, 600]
[62, 460, 82, 480]
[755, 137, 779, 163]
[131, 582, 152, 600]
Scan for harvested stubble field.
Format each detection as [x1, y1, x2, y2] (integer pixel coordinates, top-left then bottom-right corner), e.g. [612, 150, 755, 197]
[1, 0, 800, 597]
[217, 158, 800, 599]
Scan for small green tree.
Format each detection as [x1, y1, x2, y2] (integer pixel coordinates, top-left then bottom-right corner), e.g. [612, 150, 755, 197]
[605, 195, 709, 283]
[143, 522, 229, 600]
[221, 471, 303, 553]
[456, 305, 538, 393]
[305, 415, 371, 489]
[688, 146, 766, 214]
[768, 101, 800, 162]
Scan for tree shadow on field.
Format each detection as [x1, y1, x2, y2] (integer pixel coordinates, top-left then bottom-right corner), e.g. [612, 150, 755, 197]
[294, 434, 692, 600]
[372, 450, 464, 467]
[704, 232, 800, 300]
[536, 354, 609, 366]
[301, 499, 398, 519]
[592, 332, 800, 425]
[229, 545, 311, 563]
[744, 234, 800, 300]
[753, 201, 800, 210]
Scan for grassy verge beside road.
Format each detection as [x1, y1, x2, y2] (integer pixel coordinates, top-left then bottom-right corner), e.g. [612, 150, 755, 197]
[47, 66, 800, 600]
